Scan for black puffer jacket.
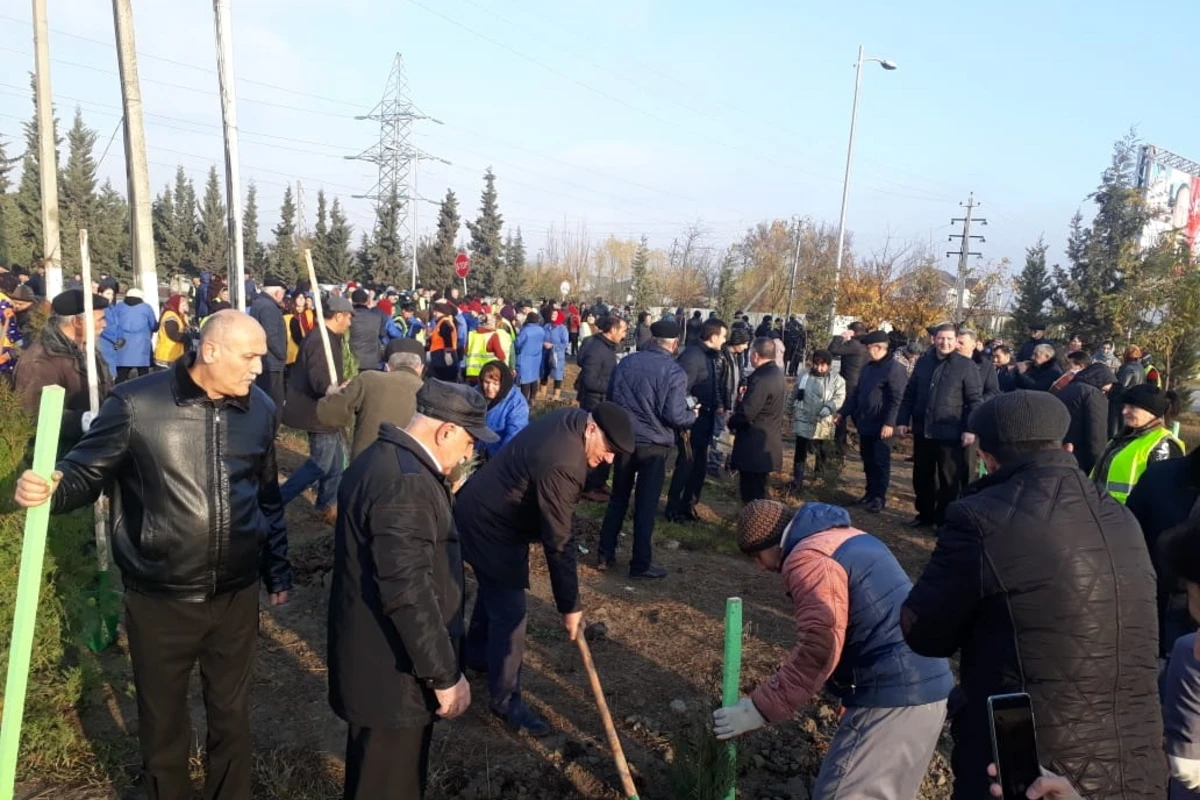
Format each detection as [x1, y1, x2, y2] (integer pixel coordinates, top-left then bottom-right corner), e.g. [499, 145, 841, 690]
[248, 292, 286, 373]
[328, 424, 462, 729]
[828, 335, 866, 390]
[903, 450, 1163, 800]
[676, 342, 726, 415]
[574, 333, 618, 411]
[52, 354, 291, 599]
[1057, 362, 1114, 475]
[896, 350, 982, 440]
[1014, 359, 1063, 392]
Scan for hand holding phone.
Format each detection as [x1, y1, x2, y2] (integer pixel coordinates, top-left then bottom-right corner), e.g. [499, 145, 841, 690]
[988, 693, 1041, 800]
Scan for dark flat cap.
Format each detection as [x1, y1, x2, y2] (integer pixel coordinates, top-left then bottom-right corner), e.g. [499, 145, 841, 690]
[10, 285, 35, 302]
[385, 337, 426, 360]
[591, 401, 635, 455]
[650, 319, 681, 338]
[968, 390, 1069, 448]
[416, 379, 498, 444]
[860, 330, 890, 345]
[51, 289, 109, 316]
[1029, 322, 1046, 331]
[262, 274, 286, 288]
[324, 296, 353, 316]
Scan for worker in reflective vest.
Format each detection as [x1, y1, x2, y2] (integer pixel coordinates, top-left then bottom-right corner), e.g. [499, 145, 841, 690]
[464, 314, 512, 382]
[1092, 383, 1185, 503]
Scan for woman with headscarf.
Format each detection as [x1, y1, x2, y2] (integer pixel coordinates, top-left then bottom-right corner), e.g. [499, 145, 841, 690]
[112, 287, 159, 382]
[1092, 383, 1185, 504]
[153, 293, 193, 370]
[540, 309, 569, 400]
[515, 311, 545, 402]
[477, 359, 529, 459]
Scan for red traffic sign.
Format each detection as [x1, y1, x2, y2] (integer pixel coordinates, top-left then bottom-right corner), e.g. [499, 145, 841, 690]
[454, 253, 471, 278]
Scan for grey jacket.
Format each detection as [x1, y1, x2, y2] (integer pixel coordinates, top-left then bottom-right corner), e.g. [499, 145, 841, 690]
[788, 371, 845, 440]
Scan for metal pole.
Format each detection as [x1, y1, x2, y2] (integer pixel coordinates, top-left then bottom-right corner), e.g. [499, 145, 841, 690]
[32, 0, 62, 301]
[954, 194, 974, 323]
[112, 0, 158, 318]
[830, 45, 865, 327]
[411, 156, 419, 292]
[785, 217, 802, 321]
[213, 0, 247, 311]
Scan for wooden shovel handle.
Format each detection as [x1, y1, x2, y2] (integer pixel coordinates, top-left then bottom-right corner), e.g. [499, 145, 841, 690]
[575, 632, 639, 799]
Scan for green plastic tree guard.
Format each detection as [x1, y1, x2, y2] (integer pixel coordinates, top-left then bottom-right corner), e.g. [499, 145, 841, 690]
[723, 596, 743, 800]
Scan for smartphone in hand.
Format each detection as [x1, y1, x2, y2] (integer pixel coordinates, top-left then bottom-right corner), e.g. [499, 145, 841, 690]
[988, 693, 1040, 800]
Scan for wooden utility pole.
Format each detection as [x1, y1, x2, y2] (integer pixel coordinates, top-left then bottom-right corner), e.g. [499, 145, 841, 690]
[213, 0, 247, 311]
[112, 0, 159, 318]
[32, 0, 63, 300]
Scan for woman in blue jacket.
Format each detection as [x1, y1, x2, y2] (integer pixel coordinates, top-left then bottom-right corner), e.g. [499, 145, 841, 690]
[96, 286, 123, 379]
[540, 309, 570, 400]
[515, 312, 545, 403]
[112, 287, 159, 383]
[477, 360, 529, 458]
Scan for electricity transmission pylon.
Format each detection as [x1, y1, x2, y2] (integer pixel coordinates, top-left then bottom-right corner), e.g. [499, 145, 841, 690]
[346, 53, 445, 265]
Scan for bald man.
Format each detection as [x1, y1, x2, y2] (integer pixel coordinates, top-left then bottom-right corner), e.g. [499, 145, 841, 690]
[15, 309, 292, 800]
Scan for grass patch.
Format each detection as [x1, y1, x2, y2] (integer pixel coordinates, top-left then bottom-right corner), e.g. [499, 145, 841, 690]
[252, 746, 343, 800]
[575, 500, 739, 556]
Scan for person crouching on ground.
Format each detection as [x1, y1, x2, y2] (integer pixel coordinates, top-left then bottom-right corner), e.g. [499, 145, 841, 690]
[714, 499, 952, 800]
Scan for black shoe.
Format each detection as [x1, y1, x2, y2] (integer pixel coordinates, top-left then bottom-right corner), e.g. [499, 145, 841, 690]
[902, 517, 933, 528]
[630, 564, 668, 579]
[595, 557, 614, 572]
[495, 704, 552, 737]
[864, 497, 884, 513]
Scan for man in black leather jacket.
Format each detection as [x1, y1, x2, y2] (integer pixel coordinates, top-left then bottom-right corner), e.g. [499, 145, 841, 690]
[666, 318, 728, 521]
[15, 310, 291, 800]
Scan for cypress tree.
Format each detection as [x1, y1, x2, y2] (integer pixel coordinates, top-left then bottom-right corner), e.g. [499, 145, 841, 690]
[242, 181, 266, 280]
[423, 188, 459, 291]
[91, 180, 130, 286]
[367, 191, 406, 287]
[325, 197, 356, 283]
[497, 226, 526, 300]
[0, 134, 15, 265]
[13, 104, 60, 268]
[152, 184, 185, 276]
[270, 185, 297, 284]
[1007, 237, 1053, 337]
[465, 169, 504, 294]
[312, 189, 329, 278]
[58, 108, 98, 273]
[171, 166, 198, 275]
[630, 235, 652, 313]
[714, 249, 738, 323]
[196, 166, 228, 276]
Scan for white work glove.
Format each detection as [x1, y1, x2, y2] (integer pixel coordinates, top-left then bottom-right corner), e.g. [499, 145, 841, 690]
[81, 411, 96, 433]
[712, 697, 765, 741]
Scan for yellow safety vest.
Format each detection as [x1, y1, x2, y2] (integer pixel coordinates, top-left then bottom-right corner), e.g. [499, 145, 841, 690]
[154, 309, 186, 364]
[283, 313, 299, 365]
[1093, 426, 1185, 504]
[465, 329, 512, 377]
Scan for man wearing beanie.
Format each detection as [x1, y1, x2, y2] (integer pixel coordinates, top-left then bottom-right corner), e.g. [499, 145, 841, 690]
[457, 402, 634, 735]
[896, 323, 983, 528]
[598, 319, 697, 579]
[714, 499, 952, 797]
[902, 391, 1163, 800]
[248, 275, 288, 406]
[836, 330, 907, 512]
[1091, 382, 1184, 504]
[349, 287, 403, 372]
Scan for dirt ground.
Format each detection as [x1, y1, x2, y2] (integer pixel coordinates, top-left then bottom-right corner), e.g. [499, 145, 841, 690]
[23, 369, 958, 800]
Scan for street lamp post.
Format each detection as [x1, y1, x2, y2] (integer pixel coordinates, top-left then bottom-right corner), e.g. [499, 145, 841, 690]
[830, 45, 896, 327]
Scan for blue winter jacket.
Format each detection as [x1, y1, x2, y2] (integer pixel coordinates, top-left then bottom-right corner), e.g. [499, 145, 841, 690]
[515, 324, 546, 385]
[542, 323, 569, 382]
[607, 344, 694, 448]
[111, 299, 158, 368]
[480, 362, 530, 458]
[840, 353, 908, 436]
[97, 305, 121, 378]
[780, 503, 953, 709]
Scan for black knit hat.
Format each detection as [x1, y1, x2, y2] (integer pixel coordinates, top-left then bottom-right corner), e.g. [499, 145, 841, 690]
[968, 390, 1070, 451]
[860, 330, 889, 345]
[650, 319, 682, 338]
[1122, 383, 1171, 418]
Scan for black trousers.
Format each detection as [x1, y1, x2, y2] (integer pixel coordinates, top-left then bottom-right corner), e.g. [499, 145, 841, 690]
[254, 370, 284, 408]
[124, 583, 259, 800]
[859, 434, 893, 502]
[343, 723, 434, 800]
[599, 444, 670, 573]
[666, 425, 711, 515]
[793, 436, 837, 484]
[834, 382, 856, 454]
[739, 471, 769, 504]
[912, 436, 966, 525]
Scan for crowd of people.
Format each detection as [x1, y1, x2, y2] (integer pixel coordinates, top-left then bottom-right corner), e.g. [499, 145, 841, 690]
[5, 270, 1198, 800]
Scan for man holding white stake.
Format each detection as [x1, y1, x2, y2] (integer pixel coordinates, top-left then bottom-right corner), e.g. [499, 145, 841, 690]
[14, 310, 291, 800]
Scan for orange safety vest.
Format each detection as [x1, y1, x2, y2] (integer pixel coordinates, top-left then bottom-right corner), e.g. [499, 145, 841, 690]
[429, 318, 457, 352]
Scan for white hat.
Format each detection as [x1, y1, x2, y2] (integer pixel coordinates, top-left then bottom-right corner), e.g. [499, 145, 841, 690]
[126, 287, 144, 299]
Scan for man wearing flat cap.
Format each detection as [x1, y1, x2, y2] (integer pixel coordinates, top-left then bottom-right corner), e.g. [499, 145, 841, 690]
[456, 401, 634, 736]
[599, 318, 698, 579]
[248, 274, 288, 406]
[317, 337, 427, 459]
[329, 379, 496, 799]
[902, 390, 1162, 800]
[14, 288, 114, 455]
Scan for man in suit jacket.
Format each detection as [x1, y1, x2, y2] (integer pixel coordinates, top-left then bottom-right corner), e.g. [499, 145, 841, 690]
[730, 337, 786, 503]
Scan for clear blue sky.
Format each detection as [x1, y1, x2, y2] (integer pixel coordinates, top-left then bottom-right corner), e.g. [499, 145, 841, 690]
[1, 0, 1197, 281]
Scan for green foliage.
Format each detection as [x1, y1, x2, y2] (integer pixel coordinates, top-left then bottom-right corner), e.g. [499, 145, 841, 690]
[323, 198, 355, 284]
[664, 711, 739, 800]
[422, 188, 460, 292]
[465, 169, 504, 294]
[242, 181, 267, 281]
[13, 105, 59, 269]
[714, 250, 738, 324]
[630, 235, 652, 313]
[171, 167, 200, 275]
[1007, 237, 1053, 339]
[495, 227, 526, 300]
[0, 382, 101, 776]
[196, 166, 228, 277]
[366, 191, 406, 287]
[270, 185, 298, 285]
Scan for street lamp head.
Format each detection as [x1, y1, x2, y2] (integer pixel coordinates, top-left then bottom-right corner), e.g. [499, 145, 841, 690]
[879, 60, 898, 70]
